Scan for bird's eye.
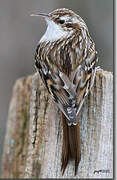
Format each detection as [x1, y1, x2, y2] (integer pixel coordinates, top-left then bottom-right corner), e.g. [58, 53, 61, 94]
[59, 19, 65, 24]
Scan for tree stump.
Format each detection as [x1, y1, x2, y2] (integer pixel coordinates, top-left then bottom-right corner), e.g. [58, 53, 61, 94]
[1, 69, 113, 178]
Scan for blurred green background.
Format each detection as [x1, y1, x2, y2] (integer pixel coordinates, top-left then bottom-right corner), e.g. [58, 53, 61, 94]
[0, 0, 113, 174]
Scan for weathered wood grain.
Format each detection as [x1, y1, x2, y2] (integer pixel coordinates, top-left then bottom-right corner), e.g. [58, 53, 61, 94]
[1, 69, 113, 178]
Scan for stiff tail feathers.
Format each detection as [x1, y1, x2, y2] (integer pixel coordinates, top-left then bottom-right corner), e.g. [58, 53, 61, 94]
[61, 114, 81, 175]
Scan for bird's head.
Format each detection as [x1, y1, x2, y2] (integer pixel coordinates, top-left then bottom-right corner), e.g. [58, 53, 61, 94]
[31, 8, 87, 42]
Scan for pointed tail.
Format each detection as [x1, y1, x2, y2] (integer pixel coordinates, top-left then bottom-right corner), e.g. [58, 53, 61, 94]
[61, 113, 81, 175]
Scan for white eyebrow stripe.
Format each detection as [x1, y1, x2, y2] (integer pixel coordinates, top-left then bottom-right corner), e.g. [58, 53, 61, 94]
[60, 15, 81, 25]
[60, 15, 70, 21]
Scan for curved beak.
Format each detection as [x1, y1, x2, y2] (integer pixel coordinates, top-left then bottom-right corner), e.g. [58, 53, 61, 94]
[30, 12, 50, 18]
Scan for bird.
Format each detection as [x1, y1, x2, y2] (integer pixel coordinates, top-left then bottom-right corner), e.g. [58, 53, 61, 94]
[31, 8, 98, 175]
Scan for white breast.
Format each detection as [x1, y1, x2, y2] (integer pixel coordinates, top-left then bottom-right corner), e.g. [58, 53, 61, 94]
[40, 19, 69, 42]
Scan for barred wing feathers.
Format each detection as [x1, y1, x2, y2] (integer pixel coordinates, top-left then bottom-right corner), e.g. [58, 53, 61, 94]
[35, 58, 78, 125]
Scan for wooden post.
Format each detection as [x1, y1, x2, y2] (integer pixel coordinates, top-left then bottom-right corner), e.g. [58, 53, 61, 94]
[1, 69, 113, 178]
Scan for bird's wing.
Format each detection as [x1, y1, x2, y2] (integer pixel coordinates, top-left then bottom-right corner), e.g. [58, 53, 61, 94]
[70, 50, 98, 116]
[35, 56, 78, 126]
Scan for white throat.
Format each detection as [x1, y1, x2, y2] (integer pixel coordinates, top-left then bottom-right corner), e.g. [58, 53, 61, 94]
[40, 19, 69, 42]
